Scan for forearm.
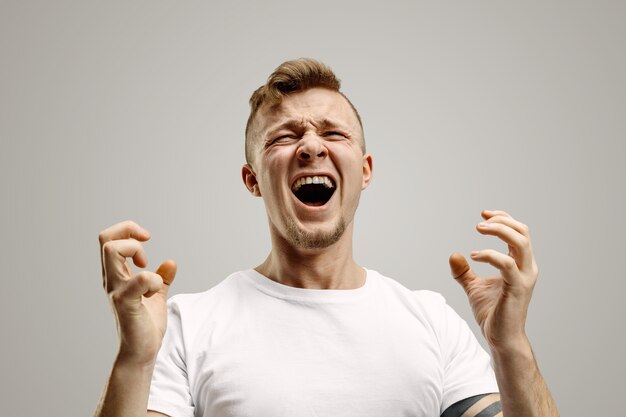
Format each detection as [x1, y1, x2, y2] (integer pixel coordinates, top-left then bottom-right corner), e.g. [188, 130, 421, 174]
[491, 337, 559, 417]
[94, 353, 155, 417]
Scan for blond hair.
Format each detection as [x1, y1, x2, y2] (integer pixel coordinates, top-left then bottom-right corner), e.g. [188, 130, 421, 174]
[245, 58, 363, 163]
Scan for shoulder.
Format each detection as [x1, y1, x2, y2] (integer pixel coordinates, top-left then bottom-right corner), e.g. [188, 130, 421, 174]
[367, 269, 480, 344]
[367, 269, 456, 333]
[166, 270, 255, 318]
[368, 269, 448, 313]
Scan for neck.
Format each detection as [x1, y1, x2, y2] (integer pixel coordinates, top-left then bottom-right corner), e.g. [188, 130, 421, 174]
[255, 223, 365, 289]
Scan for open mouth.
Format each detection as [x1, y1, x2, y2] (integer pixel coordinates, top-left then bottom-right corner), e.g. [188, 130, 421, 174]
[291, 175, 336, 207]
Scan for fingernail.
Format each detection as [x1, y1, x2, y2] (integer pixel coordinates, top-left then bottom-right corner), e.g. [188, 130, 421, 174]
[478, 222, 489, 228]
[470, 251, 479, 258]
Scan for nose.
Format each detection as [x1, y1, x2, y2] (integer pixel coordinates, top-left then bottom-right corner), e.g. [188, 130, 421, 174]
[297, 133, 328, 161]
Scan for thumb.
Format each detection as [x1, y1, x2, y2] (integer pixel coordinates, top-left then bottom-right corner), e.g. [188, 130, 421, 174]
[147, 259, 177, 298]
[449, 252, 477, 294]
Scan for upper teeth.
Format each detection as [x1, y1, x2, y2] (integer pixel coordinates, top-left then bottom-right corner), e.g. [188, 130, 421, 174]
[292, 176, 334, 192]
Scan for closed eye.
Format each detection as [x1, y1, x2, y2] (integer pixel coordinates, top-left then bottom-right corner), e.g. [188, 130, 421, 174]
[269, 134, 298, 145]
[323, 131, 347, 139]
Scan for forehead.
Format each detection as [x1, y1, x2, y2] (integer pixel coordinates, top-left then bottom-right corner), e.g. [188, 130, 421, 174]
[255, 88, 361, 136]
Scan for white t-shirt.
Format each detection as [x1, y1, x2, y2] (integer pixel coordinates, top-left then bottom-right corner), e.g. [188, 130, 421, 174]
[148, 269, 498, 417]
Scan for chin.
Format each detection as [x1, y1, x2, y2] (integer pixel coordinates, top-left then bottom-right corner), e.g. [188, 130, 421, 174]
[285, 216, 346, 250]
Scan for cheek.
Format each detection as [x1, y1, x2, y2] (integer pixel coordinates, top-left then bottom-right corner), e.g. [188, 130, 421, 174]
[258, 151, 291, 192]
[264, 146, 293, 166]
[333, 147, 366, 176]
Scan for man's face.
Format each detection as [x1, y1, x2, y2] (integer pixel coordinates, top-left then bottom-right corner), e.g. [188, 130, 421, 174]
[243, 87, 373, 250]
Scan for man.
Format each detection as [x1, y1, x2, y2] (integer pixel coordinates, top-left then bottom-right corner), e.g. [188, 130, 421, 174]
[95, 59, 559, 417]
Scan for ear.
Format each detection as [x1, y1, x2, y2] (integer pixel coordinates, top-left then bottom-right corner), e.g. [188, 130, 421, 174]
[242, 164, 262, 196]
[361, 154, 373, 190]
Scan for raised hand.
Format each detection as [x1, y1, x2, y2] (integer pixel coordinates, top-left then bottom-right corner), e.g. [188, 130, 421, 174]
[449, 210, 538, 351]
[99, 220, 177, 365]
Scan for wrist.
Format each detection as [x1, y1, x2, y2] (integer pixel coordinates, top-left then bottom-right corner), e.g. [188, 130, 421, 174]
[116, 344, 159, 369]
[489, 334, 535, 365]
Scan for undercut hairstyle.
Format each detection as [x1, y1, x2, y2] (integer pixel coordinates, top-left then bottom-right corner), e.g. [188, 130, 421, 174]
[245, 58, 364, 163]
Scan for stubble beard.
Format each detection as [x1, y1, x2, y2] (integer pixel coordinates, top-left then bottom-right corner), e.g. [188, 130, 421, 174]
[284, 216, 347, 250]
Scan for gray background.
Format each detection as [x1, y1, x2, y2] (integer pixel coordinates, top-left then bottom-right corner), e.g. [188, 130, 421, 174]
[1, 1, 624, 416]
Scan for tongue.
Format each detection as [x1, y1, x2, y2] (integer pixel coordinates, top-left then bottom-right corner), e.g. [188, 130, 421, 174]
[303, 201, 326, 207]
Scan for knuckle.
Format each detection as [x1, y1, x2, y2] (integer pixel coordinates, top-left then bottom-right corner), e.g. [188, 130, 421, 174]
[102, 241, 115, 255]
[135, 271, 152, 284]
[503, 256, 516, 270]
[521, 223, 530, 234]
[123, 220, 139, 231]
[519, 236, 530, 249]
[492, 222, 505, 231]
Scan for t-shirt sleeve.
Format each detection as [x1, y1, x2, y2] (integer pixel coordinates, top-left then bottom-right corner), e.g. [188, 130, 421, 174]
[420, 291, 499, 413]
[147, 297, 195, 417]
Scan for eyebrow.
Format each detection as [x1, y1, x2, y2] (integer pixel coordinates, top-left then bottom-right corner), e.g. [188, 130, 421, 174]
[317, 118, 344, 130]
[266, 120, 307, 136]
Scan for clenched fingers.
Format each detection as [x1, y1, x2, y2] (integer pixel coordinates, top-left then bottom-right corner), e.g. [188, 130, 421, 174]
[470, 249, 518, 280]
[470, 248, 537, 290]
[481, 209, 511, 221]
[110, 271, 164, 310]
[99, 220, 150, 279]
[102, 238, 148, 291]
[476, 217, 533, 271]
[483, 213, 530, 237]
[98, 220, 150, 246]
